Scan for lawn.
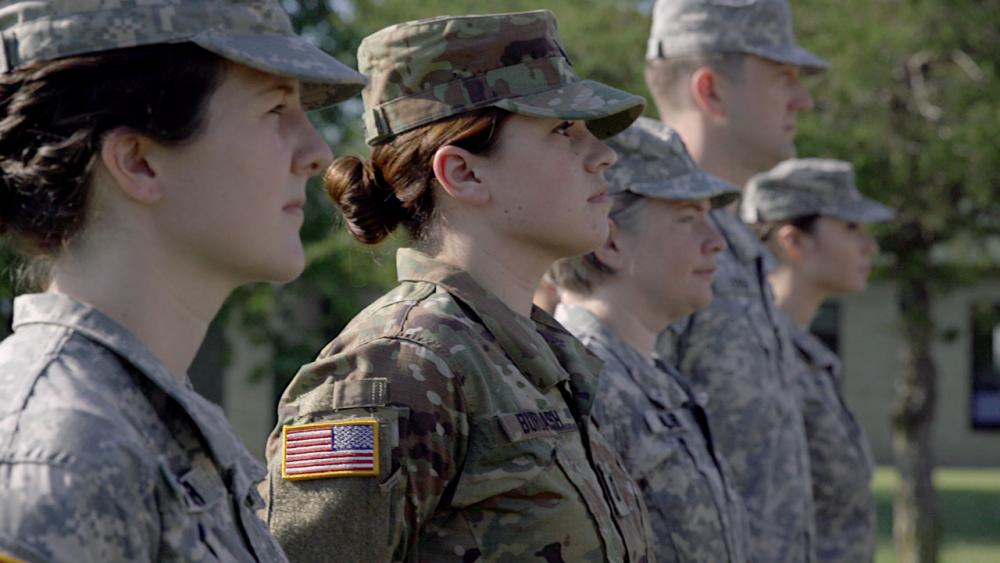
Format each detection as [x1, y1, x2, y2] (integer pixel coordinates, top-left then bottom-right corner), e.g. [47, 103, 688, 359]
[874, 466, 1000, 562]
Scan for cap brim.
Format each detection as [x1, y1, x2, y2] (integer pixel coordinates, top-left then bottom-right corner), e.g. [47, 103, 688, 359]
[823, 198, 895, 223]
[623, 170, 739, 207]
[494, 80, 645, 139]
[749, 44, 830, 74]
[192, 31, 366, 110]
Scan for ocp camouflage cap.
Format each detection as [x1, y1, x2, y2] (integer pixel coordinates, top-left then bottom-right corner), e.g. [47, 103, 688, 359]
[646, 0, 828, 72]
[0, 0, 366, 110]
[357, 10, 645, 145]
[741, 158, 895, 224]
[607, 117, 739, 206]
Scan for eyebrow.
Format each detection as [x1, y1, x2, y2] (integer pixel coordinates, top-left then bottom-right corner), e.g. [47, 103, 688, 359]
[255, 79, 298, 98]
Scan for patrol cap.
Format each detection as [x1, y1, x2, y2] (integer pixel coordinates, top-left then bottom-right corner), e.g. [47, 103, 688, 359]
[358, 10, 645, 145]
[646, 0, 828, 72]
[607, 117, 739, 206]
[0, 0, 366, 110]
[741, 158, 895, 224]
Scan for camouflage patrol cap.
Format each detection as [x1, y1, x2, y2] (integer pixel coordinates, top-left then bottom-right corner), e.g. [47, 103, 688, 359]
[0, 0, 366, 110]
[357, 10, 645, 145]
[607, 117, 739, 207]
[646, 0, 828, 72]
[742, 158, 895, 224]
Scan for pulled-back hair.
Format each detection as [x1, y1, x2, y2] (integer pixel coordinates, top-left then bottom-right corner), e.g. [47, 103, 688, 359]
[0, 43, 225, 259]
[324, 108, 511, 244]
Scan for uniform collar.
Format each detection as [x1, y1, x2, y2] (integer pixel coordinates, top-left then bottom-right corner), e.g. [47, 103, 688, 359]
[781, 311, 841, 377]
[12, 292, 254, 473]
[397, 249, 604, 412]
[711, 207, 764, 263]
[555, 303, 683, 408]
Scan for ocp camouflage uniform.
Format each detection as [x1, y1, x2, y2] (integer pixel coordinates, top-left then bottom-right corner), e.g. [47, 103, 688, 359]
[659, 210, 815, 563]
[0, 294, 286, 562]
[557, 303, 748, 563]
[264, 250, 654, 562]
[785, 314, 876, 563]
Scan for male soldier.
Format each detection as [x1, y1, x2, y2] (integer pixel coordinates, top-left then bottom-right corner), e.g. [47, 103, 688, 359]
[646, 1, 828, 561]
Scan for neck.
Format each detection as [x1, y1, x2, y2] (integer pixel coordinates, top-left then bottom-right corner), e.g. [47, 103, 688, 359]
[563, 284, 666, 360]
[429, 233, 549, 318]
[49, 239, 232, 381]
[768, 265, 826, 328]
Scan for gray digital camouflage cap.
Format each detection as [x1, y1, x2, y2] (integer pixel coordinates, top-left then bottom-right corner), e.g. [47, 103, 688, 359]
[0, 0, 366, 110]
[357, 10, 645, 145]
[607, 117, 739, 206]
[741, 158, 895, 224]
[646, 0, 828, 72]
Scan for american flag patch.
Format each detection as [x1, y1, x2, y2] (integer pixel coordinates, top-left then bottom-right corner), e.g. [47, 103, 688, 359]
[281, 420, 380, 480]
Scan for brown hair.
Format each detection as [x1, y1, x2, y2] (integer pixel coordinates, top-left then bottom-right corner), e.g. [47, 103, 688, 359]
[548, 192, 647, 295]
[324, 108, 512, 245]
[645, 53, 745, 117]
[0, 43, 225, 261]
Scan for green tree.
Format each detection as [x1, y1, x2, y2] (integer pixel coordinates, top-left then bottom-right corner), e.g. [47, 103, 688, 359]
[796, 1, 1000, 561]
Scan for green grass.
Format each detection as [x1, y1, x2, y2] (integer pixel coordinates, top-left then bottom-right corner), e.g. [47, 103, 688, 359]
[874, 466, 1000, 562]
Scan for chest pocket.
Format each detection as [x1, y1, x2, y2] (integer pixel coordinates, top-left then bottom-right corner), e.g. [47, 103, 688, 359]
[157, 458, 255, 562]
[450, 410, 572, 508]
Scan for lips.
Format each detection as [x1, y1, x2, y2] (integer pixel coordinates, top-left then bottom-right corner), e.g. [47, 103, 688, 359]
[588, 185, 609, 204]
[283, 198, 306, 214]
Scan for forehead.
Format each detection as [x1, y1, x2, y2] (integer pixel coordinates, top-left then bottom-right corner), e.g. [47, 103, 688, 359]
[214, 62, 300, 100]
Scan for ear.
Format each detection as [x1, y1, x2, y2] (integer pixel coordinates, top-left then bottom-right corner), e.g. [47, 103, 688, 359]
[773, 224, 806, 263]
[99, 128, 162, 204]
[431, 145, 489, 206]
[690, 67, 726, 120]
[592, 219, 625, 271]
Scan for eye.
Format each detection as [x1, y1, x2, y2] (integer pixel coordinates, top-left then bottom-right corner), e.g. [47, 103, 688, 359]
[268, 103, 287, 116]
[552, 121, 574, 137]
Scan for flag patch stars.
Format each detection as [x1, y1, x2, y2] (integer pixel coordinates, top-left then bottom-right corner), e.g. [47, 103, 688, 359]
[281, 419, 380, 480]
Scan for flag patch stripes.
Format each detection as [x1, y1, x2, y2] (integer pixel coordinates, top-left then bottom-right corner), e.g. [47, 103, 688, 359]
[281, 419, 379, 480]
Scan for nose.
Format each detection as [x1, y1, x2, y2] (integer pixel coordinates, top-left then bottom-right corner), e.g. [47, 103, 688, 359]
[292, 110, 334, 176]
[704, 220, 726, 255]
[586, 133, 618, 174]
[790, 77, 814, 112]
[863, 232, 879, 256]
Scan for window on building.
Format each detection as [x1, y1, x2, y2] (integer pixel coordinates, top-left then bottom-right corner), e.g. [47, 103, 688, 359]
[970, 301, 1000, 430]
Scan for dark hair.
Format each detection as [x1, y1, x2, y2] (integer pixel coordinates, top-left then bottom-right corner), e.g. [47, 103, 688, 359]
[645, 53, 745, 116]
[324, 108, 512, 245]
[0, 43, 225, 259]
[752, 213, 821, 242]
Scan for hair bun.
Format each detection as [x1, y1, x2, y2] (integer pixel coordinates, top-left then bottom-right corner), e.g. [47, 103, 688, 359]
[324, 155, 406, 244]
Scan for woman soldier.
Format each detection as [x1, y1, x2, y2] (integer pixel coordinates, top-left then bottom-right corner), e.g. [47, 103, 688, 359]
[549, 117, 749, 562]
[742, 158, 895, 563]
[0, 1, 364, 561]
[264, 11, 653, 563]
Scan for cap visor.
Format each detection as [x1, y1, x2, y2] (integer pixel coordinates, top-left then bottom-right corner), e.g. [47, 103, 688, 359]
[192, 31, 366, 110]
[824, 199, 896, 223]
[626, 170, 739, 206]
[494, 80, 645, 139]
[750, 45, 830, 73]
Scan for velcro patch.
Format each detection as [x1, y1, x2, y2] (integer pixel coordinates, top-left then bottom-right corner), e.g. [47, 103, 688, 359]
[282, 420, 379, 480]
[498, 408, 579, 442]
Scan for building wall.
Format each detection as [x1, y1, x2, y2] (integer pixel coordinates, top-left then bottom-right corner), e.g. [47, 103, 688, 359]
[839, 281, 1000, 467]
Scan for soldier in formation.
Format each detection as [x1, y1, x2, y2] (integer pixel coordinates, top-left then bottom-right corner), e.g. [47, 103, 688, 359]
[263, 10, 656, 563]
[549, 116, 749, 562]
[0, 0, 363, 561]
[645, 0, 829, 559]
[743, 158, 895, 563]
